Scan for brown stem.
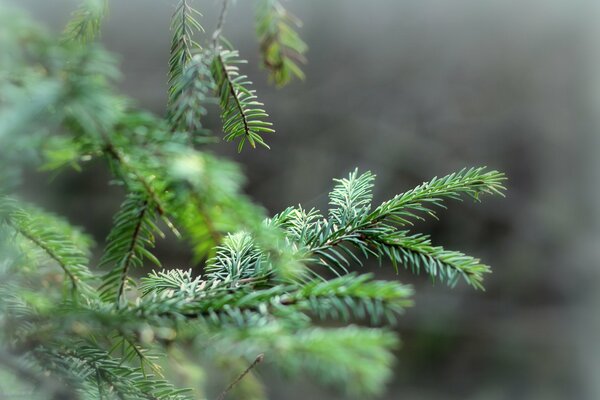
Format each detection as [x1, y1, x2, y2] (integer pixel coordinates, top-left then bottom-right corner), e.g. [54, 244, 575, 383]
[211, 0, 230, 48]
[216, 354, 264, 400]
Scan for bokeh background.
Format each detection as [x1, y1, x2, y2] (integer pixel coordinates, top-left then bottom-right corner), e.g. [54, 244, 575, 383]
[6, 0, 600, 399]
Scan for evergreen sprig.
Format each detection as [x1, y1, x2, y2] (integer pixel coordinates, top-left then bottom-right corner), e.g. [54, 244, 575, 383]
[256, 0, 308, 86]
[36, 345, 193, 400]
[136, 269, 411, 329]
[205, 232, 269, 283]
[169, 54, 214, 139]
[211, 47, 275, 151]
[370, 167, 506, 226]
[208, 323, 398, 396]
[272, 168, 506, 288]
[291, 273, 413, 324]
[168, 0, 204, 107]
[98, 192, 162, 305]
[62, 0, 107, 44]
[0, 197, 95, 295]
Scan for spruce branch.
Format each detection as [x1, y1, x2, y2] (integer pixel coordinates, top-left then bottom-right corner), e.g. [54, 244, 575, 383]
[62, 0, 108, 44]
[207, 324, 398, 397]
[256, 0, 308, 86]
[0, 6, 508, 399]
[169, 53, 215, 139]
[166, 150, 269, 261]
[370, 166, 506, 226]
[103, 140, 181, 237]
[137, 269, 411, 327]
[205, 232, 268, 284]
[0, 197, 95, 295]
[103, 142, 167, 216]
[168, 0, 204, 118]
[98, 193, 162, 306]
[35, 345, 194, 400]
[0, 348, 78, 400]
[108, 334, 164, 378]
[373, 231, 492, 289]
[274, 168, 506, 288]
[211, 47, 275, 151]
[328, 168, 375, 225]
[289, 273, 413, 324]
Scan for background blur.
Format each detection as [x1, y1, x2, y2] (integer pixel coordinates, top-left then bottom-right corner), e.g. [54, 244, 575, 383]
[6, 0, 600, 399]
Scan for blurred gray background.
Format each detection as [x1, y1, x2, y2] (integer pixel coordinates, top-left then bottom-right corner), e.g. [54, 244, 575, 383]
[7, 0, 600, 399]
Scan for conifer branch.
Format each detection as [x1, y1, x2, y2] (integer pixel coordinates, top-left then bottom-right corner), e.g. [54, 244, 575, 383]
[375, 231, 491, 289]
[35, 345, 193, 400]
[169, 54, 214, 139]
[205, 232, 268, 283]
[167, 0, 210, 126]
[370, 167, 506, 226]
[211, 48, 274, 151]
[136, 269, 411, 327]
[99, 194, 162, 305]
[256, 0, 308, 86]
[0, 198, 94, 295]
[11, 221, 79, 292]
[62, 0, 108, 44]
[170, 1, 201, 71]
[104, 142, 167, 216]
[0, 348, 78, 400]
[273, 168, 506, 288]
[103, 140, 181, 237]
[289, 273, 413, 324]
[207, 324, 398, 397]
[109, 334, 163, 378]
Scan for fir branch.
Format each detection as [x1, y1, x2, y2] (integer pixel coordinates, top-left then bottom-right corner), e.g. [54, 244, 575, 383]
[208, 323, 398, 397]
[328, 168, 375, 225]
[1, 7, 509, 398]
[374, 231, 492, 289]
[104, 142, 167, 216]
[289, 273, 413, 324]
[172, 198, 222, 262]
[0, 197, 95, 295]
[166, 150, 268, 261]
[98, 193, 162, 305]
[370, 166, 506, 226]
[62, 0, 108, 44]
[169, 53, 214, 139]
[277, 168, 506, 287]
[36, 345, 193, 400]
[256, 0, 308, 86]
[139, 269, 204, 297]
[205, 232, 268, 284]
[137, 269, 411, 327]
[109, 334, 163, 378]
[168, 0, 204, 112]
[0, 348, 78, 400]
[103, 140, 181, 237]
[211, 47, 275, 151]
